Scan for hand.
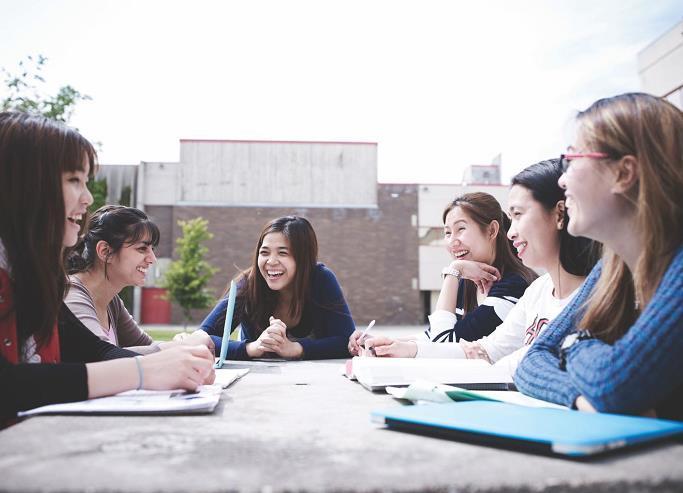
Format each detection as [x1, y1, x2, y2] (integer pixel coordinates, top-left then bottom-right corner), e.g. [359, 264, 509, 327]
[172, 332, 190, 342]
[365, 336, 417, 358]
[348, 329, 365, 356]
[180, 330, 215, 355]
[247, 317, 303, 359]
[140, 345, 216, 391]
[575, 395, 597, 412]
[450, 259, 500, 294]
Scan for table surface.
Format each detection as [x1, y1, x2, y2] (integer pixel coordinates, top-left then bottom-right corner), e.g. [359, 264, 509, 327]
[1, 359, 682, 493]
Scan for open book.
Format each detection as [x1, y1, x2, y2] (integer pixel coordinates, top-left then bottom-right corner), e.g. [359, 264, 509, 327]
[345, 357, 513, 391]
[19, 368, 249, 417]
[386, 380, 566, 409]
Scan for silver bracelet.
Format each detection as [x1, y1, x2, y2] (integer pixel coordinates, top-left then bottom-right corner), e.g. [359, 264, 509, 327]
[134, 355, 144, 390]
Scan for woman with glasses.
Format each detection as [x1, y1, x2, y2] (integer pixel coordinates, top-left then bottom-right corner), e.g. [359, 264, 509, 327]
[515, 93, 683, 420]
[349, 192, 537, 357]
[66, 205, 214, 354]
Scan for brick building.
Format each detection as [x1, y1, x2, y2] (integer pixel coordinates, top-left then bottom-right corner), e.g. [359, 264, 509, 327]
[137, 140, 423, 326]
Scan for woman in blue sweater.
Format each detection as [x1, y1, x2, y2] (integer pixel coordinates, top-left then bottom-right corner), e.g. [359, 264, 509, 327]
[515, 93, 683, 420]
[198, 216, 355, 360]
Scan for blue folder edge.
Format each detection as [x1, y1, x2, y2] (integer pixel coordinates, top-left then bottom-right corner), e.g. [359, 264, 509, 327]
[371, 401, 683, 457]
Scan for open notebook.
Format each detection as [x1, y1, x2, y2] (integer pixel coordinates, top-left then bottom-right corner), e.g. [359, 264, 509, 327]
[346, 357, 513, 392]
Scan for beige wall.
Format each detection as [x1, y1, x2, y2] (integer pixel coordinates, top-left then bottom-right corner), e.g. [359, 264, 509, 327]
[178, 140, 378, 207]
[638, 19, 683, 108]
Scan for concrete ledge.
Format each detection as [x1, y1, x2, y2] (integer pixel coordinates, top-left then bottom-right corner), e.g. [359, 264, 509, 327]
[1, 360, 682, 492]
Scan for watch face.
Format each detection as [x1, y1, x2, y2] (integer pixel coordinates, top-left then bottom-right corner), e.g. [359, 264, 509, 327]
[561, 333, 579, 351]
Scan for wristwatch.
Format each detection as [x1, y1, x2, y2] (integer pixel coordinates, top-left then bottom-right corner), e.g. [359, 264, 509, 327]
[441, 266, 462, 280]
[558, 330, 593, 370]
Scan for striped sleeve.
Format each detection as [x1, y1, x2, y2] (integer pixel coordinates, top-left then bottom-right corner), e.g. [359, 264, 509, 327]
[427, 273, 530, 343]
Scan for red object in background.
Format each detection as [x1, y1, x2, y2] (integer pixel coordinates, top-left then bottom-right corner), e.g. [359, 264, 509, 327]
[141, 287, 171, 324]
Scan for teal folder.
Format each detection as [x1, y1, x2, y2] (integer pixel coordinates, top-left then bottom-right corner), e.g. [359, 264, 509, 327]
[372, 401, 683, 457]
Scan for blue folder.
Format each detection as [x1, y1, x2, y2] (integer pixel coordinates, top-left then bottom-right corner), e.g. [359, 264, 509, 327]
[371, 401, 683, 457]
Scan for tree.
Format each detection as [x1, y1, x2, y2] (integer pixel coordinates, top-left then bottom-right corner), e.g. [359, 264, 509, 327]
[162, 218, 219, 329]
[88, 178, 108, 213]
[1, 54, 91, 123]
[3, 55, 109, 215]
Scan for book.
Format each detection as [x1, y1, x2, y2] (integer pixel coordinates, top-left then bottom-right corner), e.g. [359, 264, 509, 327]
[18, 384, 223, 417]
[345, 356, 513, 391]
[214, 368, 250, 388]
[386, 380, 566, 409]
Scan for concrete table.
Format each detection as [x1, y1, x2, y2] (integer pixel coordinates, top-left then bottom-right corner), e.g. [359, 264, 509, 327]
[1, 360, 682, 492]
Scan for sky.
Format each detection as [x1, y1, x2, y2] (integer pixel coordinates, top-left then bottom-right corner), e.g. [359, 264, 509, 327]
[1, 0, 682, 184]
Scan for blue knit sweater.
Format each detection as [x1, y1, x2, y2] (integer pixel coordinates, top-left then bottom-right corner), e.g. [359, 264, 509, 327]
[514, 245, 683, 421]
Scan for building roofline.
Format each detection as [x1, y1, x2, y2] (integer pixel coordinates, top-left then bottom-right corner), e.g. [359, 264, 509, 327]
[179, 138, 378, 145]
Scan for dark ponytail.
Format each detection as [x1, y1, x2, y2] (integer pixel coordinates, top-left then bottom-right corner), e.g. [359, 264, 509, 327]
[68, 205, 160, 278]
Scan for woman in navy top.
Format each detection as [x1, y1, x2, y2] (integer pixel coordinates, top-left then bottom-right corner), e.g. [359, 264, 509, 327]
[515, 93, 683, 420]
[199, 216, 355, 360]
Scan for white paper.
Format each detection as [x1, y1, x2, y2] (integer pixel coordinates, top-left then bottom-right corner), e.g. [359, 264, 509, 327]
[19, 384, 223, 417]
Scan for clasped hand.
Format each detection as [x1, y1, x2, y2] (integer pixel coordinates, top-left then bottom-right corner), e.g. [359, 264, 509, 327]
[246, 317, 303, 359]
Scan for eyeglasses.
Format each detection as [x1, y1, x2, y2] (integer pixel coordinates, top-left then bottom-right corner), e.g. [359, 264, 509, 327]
[559, 152, 609, 173]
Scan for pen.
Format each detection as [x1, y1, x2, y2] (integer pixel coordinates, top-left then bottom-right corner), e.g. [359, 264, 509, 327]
[359, 319, 376, 349]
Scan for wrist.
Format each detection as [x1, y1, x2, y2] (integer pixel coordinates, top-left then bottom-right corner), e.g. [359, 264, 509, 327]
[442, 264, 462, 280]
[246, 341, 262, 358]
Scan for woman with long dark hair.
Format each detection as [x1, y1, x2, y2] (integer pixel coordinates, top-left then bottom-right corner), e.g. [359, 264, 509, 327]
[197, 216, 355, 360]
[0, 112, 214, 426]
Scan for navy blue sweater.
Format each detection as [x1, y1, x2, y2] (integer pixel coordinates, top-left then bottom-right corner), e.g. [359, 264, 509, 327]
[515, 246, 683, 421]
[200, 263, 355, 360]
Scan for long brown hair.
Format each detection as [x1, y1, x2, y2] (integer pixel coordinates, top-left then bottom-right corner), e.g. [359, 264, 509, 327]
[576, 93, 683, 343]
[0, 112, 97, 345]
[442, 192, 537, 313]
[221, 216, 318, 337]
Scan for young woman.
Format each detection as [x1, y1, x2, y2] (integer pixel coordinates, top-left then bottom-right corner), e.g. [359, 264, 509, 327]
[350, 192, 537, 357]
[515, 93, 683, 420]
[375, 160, 599, 375]
[66, 205, 213, 354]
[198, 215, 355, 360]
[0, 112, 214, 426]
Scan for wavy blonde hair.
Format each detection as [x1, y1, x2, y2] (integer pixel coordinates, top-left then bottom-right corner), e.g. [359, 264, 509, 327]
[577, 93, 683, 343]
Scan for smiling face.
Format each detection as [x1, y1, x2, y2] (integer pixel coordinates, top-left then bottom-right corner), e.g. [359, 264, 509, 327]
[257, 232, 297, 292]
[507, 185, 562, 271]
[106, 238, 157, 288]
[443, 206, 495, 264]
[62, 160, 93, 248]
[558, 134, 620, 241]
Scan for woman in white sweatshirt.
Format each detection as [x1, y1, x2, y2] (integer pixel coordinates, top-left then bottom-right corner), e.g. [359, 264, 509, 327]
[367, 159, 601, 377]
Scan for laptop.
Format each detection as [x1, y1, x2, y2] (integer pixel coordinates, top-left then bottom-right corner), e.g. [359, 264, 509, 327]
[371, 401, 683, 457]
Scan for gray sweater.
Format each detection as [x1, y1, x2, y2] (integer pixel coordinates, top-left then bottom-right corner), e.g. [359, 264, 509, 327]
[65, 275, 157, 354]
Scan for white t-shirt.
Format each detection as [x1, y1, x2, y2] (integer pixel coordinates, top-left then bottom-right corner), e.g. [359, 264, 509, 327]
[416, 273, 579, 377]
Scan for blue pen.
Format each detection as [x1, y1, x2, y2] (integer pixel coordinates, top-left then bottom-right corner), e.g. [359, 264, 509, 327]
[214, 279, 236, 369]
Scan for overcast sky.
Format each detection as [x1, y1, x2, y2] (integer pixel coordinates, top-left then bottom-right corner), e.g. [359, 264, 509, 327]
[1, 0, 682, 183]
